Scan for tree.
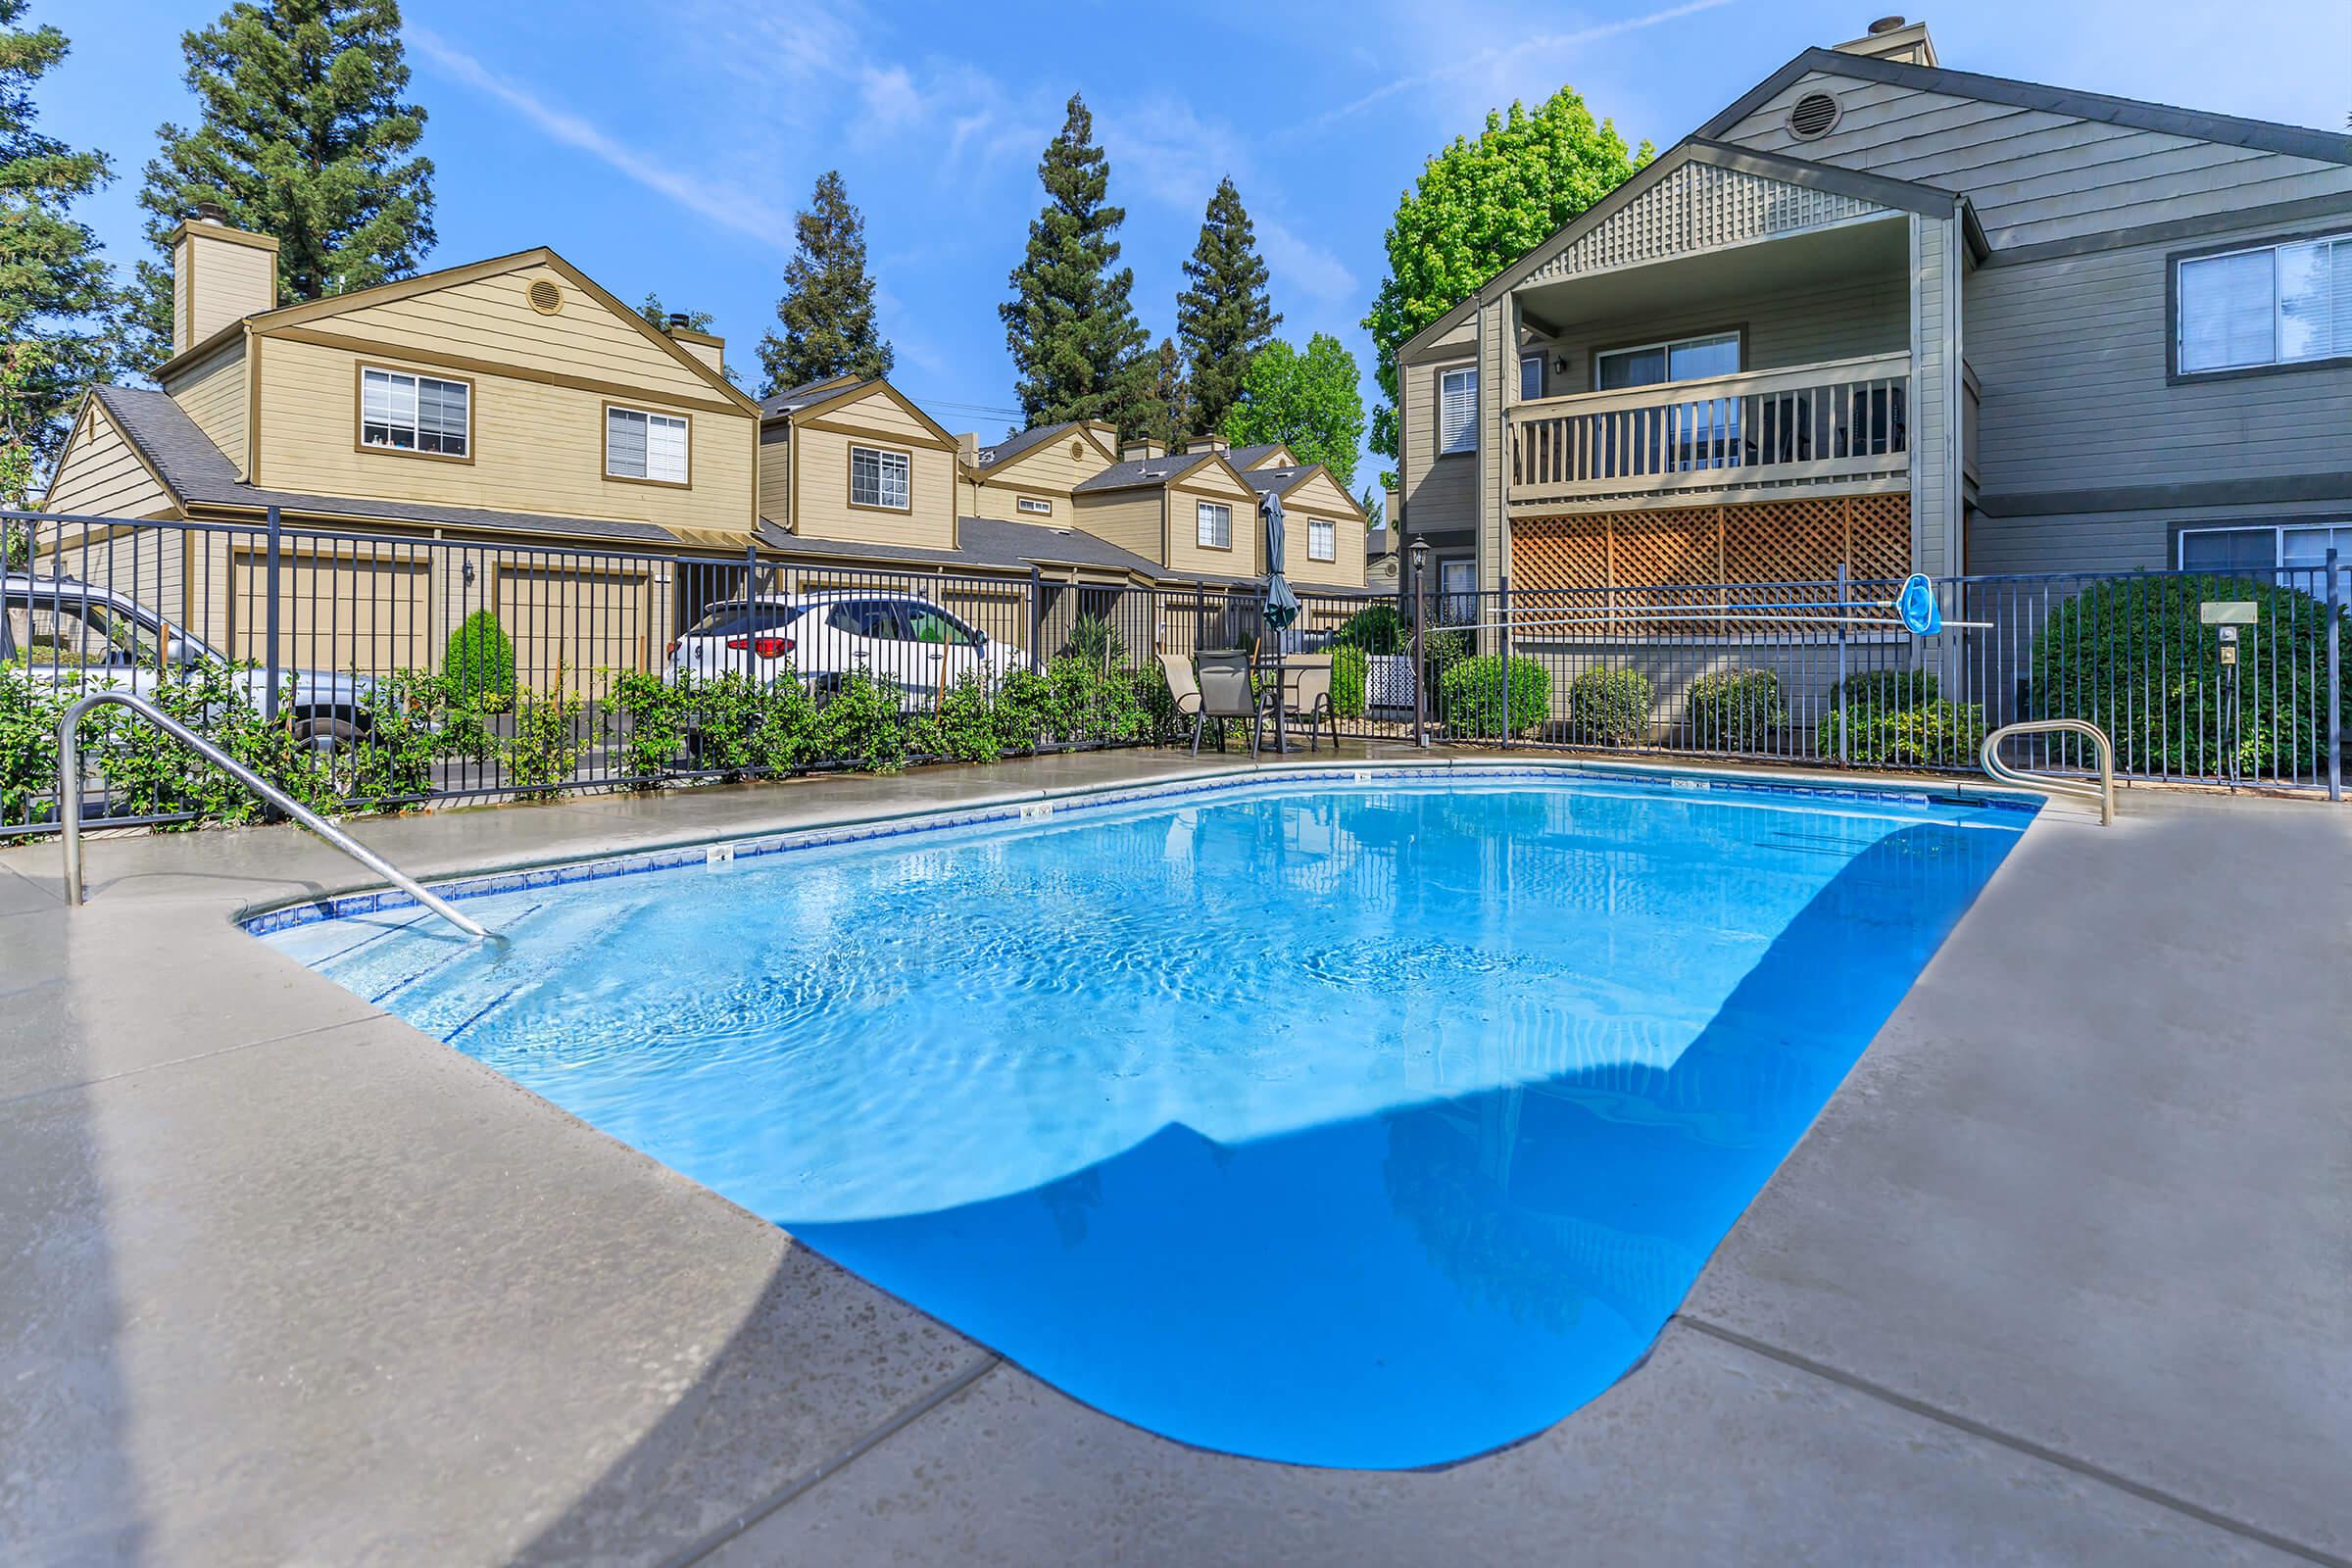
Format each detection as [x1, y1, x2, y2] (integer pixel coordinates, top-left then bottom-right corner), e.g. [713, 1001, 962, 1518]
[0, 0, 115, 496]
[1362, 86, 1647, 483]
[1173, 175, 1276, 438]
[1000, 93, 1151, 435]
[120, 0, 434, 375]
[758, 170, 892, 395]
[1357, 487, 1384, 531]
[638, 293, 715, 335]
[1138, 335, 1184, 449]
[1224, 333, 1365, 487]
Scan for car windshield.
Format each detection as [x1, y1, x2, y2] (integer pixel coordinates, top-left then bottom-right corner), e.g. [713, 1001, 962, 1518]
[5, 593, 166, 667]
[686, 601, 807, 638]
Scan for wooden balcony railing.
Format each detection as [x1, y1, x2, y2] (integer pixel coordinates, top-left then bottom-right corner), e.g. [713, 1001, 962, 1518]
[1506, 352, 1910, 508]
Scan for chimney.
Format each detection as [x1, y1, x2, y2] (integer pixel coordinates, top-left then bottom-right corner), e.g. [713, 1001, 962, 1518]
[1121, 439, 1165, 463]
[1183, 433, 1230, 456]
[168, 208, 280, 358]
[1834, 16, 1937, 66]
[956, 432, 979, 465]
[662, 313, 727, 376]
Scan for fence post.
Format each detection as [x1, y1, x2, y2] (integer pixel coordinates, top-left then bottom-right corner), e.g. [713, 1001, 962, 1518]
[263, 505, 283, 722]
[744, 539, 760, 605]
[1410, 540, 1430, 749]
[1835, 560, 1849, 766]
[1498, 574, 1512, 751]
[2328, 547, 2341, 805]
[1028, 565, 1045, 674]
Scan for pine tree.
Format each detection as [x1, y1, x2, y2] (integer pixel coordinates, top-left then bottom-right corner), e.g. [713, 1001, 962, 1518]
[758, 170, 892, 396]
[119, 0, 434, 374]
[1000, 94, 1150, 433]
[1140, 336, 1184, 448]
[0, 0, 115, 501]
[1173, 176, 1276, 439]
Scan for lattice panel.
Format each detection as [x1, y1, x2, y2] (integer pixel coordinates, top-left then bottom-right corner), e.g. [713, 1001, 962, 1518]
[1526, 161, 1886, 285]
[1846, 492, 1911, 582]
[1723, 496, 1849, 586]
[1511, 516, 1610, 597]
[1611, 510, 1719, 617]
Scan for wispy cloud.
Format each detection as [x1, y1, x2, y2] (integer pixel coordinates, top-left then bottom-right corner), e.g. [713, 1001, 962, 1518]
[1300, 0, 1735, 132]
[1259, 220, 1358, 306]
[411, 25, 797, 248]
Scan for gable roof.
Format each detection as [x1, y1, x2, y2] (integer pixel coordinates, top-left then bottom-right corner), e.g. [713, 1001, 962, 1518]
[1072, 449, 1223, 494]
[758, 375, 867, 417]
[1226, 443, 1295, 470]
[1234, 463, 1367, 521]
[759, 375, 960, 451]
[1699, 47, 2352, 166]
[91, 385, 673, 542]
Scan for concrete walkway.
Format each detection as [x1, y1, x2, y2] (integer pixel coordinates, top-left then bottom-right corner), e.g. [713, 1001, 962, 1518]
[2, 753, 2345, 1566]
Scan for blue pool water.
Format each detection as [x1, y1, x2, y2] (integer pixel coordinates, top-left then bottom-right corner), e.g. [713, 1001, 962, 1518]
[264, 774, 2030, 1468]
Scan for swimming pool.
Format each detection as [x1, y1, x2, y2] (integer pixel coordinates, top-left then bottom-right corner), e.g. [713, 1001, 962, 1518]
[262, 769, 2032, 1469]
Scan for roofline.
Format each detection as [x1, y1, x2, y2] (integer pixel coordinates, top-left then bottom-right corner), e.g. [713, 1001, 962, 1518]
[45, 391, 189, 514]
[780, 377, 960, 449]
[1073, 450, 1224, 495]
[970, 420, 1119, 481]
[1697, 47, 2352, 167]
[1251, 463, 1370, 522]
[151, 318, 250, 383]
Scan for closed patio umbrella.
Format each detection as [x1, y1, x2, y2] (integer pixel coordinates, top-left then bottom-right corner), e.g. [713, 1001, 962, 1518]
[1260, 490, 1301, 751]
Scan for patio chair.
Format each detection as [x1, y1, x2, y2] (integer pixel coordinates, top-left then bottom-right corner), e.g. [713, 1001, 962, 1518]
[1191, 648, 1274, 760]
[1275, 654, 1339, 753]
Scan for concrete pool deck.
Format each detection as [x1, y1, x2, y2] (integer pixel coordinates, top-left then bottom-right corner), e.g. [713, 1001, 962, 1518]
[2, 749, 2346, 1565]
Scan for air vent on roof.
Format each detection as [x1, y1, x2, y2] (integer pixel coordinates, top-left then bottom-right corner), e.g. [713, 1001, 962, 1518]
[1787, 92, 1841, 140]
[526, 278, 564, 315]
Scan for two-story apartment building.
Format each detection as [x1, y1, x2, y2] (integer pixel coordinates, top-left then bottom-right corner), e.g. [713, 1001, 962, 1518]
[1395, 17, 2352, 606]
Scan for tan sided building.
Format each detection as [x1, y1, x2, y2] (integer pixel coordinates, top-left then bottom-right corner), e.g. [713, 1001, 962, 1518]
[40, 215, 762, 692]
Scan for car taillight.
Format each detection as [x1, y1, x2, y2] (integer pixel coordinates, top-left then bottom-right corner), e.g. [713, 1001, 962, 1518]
[724, 635, 794, 659]
[665, 639, 680, 658]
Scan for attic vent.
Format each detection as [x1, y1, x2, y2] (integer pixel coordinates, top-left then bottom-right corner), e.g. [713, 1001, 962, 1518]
[1069, 439, 1084, 458]
[526, 278, 564, 316]
[1787, 92, 1841, 140]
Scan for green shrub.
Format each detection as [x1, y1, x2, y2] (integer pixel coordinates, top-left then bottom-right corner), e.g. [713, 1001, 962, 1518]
[2030, 573, 2349, 777]
[1441, 654, 1549, 739]
[505, 688, 584, 798]
[1562, 665, 1652, 746]
[0, 663, 67, 828]
[1334, 604, 1409, 655]
[915, 673, 1004, 763]
[1058, 612, 1127, 668]
[1684, 670, 1785, 751]
[442, 611, 515, 707]
[1331, 644, 1368, 720]
[1818, 698, 1987, 767]
[1836, 667, 1939, 708]
[812, 666, 906, 773]
[991, 667, 1054, 753]
[612, 670, 689, 780]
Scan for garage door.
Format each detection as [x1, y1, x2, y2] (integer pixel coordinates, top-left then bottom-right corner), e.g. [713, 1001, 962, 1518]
[496, 564, 654, 696]
[230, 547, 434, 676]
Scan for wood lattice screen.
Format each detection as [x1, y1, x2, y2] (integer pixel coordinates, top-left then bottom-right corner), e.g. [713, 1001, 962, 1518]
[1515, 493, 1910, 607]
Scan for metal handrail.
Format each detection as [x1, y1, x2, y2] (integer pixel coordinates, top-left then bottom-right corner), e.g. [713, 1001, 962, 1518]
[57, 690, 493, 941]
[1981, 718, 2116, 826]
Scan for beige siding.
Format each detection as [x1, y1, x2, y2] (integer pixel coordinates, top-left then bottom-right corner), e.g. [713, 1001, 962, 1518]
[227, 542, 436, 676]
[41, 403, 174, 520]
[165, 337, 248, 469]
[494, 562, 658, 696]
[321, 262, 718, 406]
[255, 335, 756, 533]
[969, 430, 1118, 522]
[1165, 466, 1260, 579]
[1281, 470, 1366, 590]
[790, 437, 956, 551]
[1715, 71, 2352, 252]
[757, 425, 790, 523]
[1968, 218, 2352, 500]
[1069, 490, 1164, 564]
[178, 230, 275, 353]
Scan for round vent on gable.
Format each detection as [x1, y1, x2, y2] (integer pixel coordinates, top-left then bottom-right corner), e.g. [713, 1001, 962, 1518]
[1069, 439, 1084, 458]
[1787, 91, 1841, 141]
[526, 278, 564, 316]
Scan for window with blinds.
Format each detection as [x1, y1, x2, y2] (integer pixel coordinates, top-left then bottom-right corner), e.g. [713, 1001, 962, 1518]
[1439, 367, 1478, 454]
[2178, 231, 2352, 373]
[851, 446, 911, 509]
[1308, 518, 1337, 562]
[607, 406, 689, 484]
[1197, 501, 1232, 550]
[361, 368, 469, 457]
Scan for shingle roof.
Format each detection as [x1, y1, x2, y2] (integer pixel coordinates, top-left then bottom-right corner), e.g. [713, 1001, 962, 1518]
[758, 514, 1172, 580]
[1071, 450, 1220, 494]
[1236, 464, 1308, 495]
[95, 384, 676, 543]
[1225, 444, 1289, 469]
[974, 421, 1084, 468]
[756, 375, 871, 418]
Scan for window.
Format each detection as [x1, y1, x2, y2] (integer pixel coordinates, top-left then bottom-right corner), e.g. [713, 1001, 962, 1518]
[2177, 230, 2352, 373]
[1307, 518, 1337, 563]
[1439, 560, 1477, 623]
[1016, 495, 1053, 515]
[2179, 521, 2352, 577]
[906, 607, 978, 648]
[1438, 367, 1478, 454]
[607, 406, 688, 484]
[360, 368, 469, 457]
[850, 445, 911, 510]
[1520, 354, 1544, 402]
[1196, 501, 1233, 550]
[1596, 331, 1740, 391]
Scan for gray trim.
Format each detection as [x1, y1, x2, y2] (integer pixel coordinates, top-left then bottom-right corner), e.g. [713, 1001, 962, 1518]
[1983, 193, 2352, 269]
[1699, 48, 2352, 168]
[2163, 220, 2352, 384]
[2168, 515, 2352, 569]
[1975, 472, 2352, 518]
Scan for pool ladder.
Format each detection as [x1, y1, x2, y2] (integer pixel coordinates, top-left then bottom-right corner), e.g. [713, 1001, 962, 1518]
[1981, 719, 2116, 826]
[56, 690, 493, 941]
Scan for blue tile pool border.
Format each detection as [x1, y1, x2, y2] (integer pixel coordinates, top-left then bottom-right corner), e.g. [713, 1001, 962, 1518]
[237, 760, 2041, 937]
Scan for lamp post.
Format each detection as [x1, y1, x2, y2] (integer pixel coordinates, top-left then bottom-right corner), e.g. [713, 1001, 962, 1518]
[1410, 537, 1431, 750]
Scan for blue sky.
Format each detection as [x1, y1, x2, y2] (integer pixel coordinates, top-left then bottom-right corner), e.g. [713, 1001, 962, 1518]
[43, 0, 2352, 466]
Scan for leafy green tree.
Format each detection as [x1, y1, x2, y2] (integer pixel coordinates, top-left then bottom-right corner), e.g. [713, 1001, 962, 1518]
[1000, 93, 1150, 435]
[1224, 332, 1365, 486]
[0, 1, 116, 495]
[638, 293, 715, 334]
[119, 0, 434, 374]
[1362, 86, 1647, 482]
[1173, 175, 1276, 437]
[758, 169, 892, 395]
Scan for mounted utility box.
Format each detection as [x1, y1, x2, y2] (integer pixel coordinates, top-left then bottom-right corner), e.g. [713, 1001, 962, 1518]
[2198, 601, 2258, 626]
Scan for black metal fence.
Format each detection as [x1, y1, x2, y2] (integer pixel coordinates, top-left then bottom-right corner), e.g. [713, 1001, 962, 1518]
[5, 503, 2342, 838]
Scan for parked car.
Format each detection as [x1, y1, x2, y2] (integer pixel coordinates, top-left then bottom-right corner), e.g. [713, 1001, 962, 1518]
[2, 573, 383, 752]
[668, 590, 1020, 700]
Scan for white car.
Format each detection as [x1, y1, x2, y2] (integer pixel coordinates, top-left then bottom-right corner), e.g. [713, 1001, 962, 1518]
[668, 590, 1020, 702]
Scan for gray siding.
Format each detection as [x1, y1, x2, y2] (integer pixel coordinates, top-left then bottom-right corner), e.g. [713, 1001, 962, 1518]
[1966, 218, 2352, 505]
[1910, 214, 1961, 580]
[1526, 270, 1907, 392]
[1716, 71, 2352, 251]
[1398, 349, 1478, 551]
[1970, 496, 2352, 575]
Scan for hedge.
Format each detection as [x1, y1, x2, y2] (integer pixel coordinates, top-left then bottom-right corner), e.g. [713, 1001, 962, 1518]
[1561, 666, 1651, 746]
[1441, 654, 1549, 739]
[1683, 669, 1785, 751]
[1814, 666, 1986, 767]
[443, 611, 515, 707]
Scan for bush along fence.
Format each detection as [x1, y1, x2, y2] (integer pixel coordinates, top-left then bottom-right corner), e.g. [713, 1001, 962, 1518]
[1383, 560, 2344, 798]
[4, 503, 2343, 838]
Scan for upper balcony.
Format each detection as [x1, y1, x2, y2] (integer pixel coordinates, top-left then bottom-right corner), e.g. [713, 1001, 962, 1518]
[1505, 351, 1909, 513]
